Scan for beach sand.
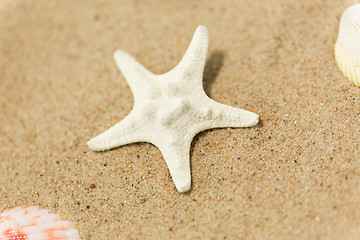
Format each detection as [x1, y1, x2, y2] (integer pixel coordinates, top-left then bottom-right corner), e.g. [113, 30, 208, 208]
[1, 0, 360, 239]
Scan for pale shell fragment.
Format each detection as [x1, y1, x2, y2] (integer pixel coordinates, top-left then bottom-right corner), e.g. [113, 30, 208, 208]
[335, 3, 360, 86]
[0, 206, 81, 240]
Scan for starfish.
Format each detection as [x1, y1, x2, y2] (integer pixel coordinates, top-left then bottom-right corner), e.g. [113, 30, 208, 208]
[87, 25, 259, 192]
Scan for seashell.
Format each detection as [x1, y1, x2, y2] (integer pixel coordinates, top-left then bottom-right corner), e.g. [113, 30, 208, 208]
[0, 206, 81, 240]
[335, 4, 360, 86]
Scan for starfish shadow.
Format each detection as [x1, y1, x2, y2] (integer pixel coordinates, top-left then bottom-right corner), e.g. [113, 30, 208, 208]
[203, 50, 225, 97]
[254, 119, 264, 128]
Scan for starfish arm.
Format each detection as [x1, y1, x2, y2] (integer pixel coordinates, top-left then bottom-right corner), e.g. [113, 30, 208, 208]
[114, 50, 156, 98]
[196, 98, 259, 130]
[155, 136, 192, 192]
[167, 25, 209, 82]
[87, 112, 144, 151]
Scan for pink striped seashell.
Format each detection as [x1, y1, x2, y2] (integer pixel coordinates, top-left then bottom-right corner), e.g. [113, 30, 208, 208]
[0, 206, 81, 240]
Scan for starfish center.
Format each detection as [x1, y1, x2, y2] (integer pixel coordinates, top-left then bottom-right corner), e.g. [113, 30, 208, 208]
[159, 97, 191, 126]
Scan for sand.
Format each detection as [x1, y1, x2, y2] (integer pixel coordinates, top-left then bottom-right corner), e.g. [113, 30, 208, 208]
[1, 0, 360, 239]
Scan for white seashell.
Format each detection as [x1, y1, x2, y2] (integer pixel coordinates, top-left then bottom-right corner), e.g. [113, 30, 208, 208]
[335, 4, 360, 86]
[0, 206, 81, 240]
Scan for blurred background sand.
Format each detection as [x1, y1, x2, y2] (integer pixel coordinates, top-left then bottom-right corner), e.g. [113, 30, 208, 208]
[1, 0, 360, 239]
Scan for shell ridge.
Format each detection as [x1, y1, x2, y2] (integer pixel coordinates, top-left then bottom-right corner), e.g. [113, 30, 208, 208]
[335, 3, 360, 86]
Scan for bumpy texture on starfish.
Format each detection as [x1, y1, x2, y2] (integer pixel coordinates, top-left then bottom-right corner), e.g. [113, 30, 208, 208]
[88, 25, 259, 192]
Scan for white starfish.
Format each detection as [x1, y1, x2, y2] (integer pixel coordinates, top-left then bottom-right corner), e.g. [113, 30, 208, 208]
[88, 25, 259, 192]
